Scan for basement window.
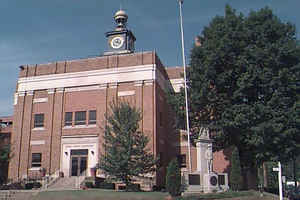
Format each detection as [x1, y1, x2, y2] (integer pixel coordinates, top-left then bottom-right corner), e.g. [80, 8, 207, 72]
[75, 111, 86, 125]
[32, 153, 42, 168]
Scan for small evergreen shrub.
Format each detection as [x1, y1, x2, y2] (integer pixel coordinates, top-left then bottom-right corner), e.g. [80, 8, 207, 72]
[166, 158, 181, 197]
[230, 146, 243, 191]
[95, 181, 115, 189]
[85, 182, 94, 188]
[25, 183, 34, 190]
[33, 182, 41, 188]
[126, 183, 140, 192]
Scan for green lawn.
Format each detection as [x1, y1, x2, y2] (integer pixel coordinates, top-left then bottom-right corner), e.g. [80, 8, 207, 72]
[33, 190, 168, 200]
[32, 190, 278, 200]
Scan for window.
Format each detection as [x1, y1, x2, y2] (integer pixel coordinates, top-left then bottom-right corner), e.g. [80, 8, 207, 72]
[32, 153, 42, 168]
[177, 154, 186, 168]
[65, 112, 73, 126]
[34, 114, 44, 128]
[75, 111, 86, 125]
[88, 110, 96, 125]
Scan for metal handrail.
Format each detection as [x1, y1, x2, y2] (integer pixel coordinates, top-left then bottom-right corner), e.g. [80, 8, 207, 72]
[43, 170, 60, 189]
[76, 170, 87, 189]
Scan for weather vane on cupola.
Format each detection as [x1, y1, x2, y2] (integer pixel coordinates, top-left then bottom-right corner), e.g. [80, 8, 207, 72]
[104, 9, 136, 55]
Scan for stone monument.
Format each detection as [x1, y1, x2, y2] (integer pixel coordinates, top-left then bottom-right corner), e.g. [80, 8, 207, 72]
[184, 127, 228, 193]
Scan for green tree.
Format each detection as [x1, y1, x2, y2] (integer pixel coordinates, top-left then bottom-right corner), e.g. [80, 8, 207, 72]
[230, 146, 243, 191]
[169, 5, 300, 188]
[0, 142, 10, 184]
[99, 101, 157, 189]
[166, 159, 181, 197]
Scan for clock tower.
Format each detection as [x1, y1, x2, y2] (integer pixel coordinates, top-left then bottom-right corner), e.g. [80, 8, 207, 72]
[104, 10, 136, 55]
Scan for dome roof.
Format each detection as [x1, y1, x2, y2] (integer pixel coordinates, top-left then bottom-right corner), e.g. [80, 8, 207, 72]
[114, 10, 128, 19]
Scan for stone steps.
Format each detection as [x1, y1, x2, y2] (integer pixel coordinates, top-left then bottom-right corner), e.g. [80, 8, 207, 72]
[47, 176, 84, 190]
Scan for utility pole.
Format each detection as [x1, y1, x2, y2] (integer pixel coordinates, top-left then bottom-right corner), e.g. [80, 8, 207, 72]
[273, 162, 283, 200]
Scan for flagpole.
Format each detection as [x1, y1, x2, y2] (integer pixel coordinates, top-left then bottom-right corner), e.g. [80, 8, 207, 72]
[178, 0, 192, 173]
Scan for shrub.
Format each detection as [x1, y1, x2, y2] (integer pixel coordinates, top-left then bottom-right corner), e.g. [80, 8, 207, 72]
[95, 181, 115, 189]
[166, 159, 181, 197]
[85, 182, 94, 188]
[126, 183, 140, 192]
[33, 182, 42, 188]
[25, 183, 34, 190]
[230, 147, 243, 191]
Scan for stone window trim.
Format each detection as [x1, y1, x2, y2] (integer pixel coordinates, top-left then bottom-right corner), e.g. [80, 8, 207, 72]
[63, 124, 97, 129]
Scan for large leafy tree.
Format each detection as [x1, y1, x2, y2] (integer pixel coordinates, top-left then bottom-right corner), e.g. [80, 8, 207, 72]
[99, 101, 157, 189]
[169, 5, 300, 187]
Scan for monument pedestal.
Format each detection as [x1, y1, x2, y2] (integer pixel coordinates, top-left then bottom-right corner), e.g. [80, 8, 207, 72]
[183, 127, 228, 194]
[203, 172, 219, 193]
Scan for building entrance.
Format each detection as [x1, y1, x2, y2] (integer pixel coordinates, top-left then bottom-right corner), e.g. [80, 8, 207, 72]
[70, 149, 88, 176]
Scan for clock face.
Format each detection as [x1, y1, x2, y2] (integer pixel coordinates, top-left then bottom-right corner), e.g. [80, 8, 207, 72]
[110, 36, 124, 49]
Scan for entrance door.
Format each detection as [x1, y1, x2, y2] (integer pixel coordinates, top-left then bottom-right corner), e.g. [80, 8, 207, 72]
[70, 149, 88, 176]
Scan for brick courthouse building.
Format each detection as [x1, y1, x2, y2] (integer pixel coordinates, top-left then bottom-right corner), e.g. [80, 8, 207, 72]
[6, 10, 229, 187]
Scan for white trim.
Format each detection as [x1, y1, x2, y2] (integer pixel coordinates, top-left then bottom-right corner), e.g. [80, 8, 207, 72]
[170, 78, 184, 93]
[134, 80, 143, 87]
[27, 90, 34, 96]
[118, 90, 135, 97]
[32, 127, 46, 131]
[29, 167, 41, 171]
[30, 140, 46, 145]
[18, 91, 25, 97]
[33, 98, 48, 103]
[61, 134, 98, 138]
[18, 64, 156, 92]
[65, 85, 101, 93]
[57, 87, 65, 93]
[14, 93, 18, 105]
[63, 124, 97, 129]
[144, 79, 154, 86]
[47, 88, 55, 94]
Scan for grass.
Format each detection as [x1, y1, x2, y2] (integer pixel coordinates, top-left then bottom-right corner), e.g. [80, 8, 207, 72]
[177, 191, 256, 199]
[33, 189, 168, 200]
[31, 190, 279, 200]
[177, 191, 279, 200]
